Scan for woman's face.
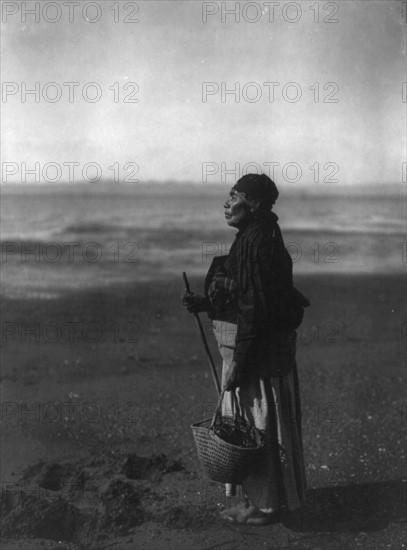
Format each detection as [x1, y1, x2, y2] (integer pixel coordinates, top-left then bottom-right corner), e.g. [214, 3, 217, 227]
[224, 190, 251, 228]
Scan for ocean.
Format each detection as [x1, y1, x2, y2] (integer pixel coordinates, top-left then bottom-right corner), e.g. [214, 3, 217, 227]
[1, 183, 405, 299]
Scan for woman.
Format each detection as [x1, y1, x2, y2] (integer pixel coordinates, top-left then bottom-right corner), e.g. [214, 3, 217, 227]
[182, 173, 308, 525]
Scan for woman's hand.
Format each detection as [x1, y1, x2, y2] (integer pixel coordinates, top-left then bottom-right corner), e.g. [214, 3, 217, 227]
[181, 291, 208, 314]
[223, 361, 242, 391]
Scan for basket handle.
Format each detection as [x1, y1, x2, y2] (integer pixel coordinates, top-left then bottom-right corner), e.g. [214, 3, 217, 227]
[210, 388, 244, 429]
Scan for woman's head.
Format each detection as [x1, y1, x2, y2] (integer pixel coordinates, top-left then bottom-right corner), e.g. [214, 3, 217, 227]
[224, 173, 279, 228]
[233, 173, 279, 208]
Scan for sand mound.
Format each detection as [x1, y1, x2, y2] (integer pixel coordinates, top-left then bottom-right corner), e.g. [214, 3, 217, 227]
[1, 451, 193, 545]
[1, 495, 83, 542]
[99, 479, 146, 532]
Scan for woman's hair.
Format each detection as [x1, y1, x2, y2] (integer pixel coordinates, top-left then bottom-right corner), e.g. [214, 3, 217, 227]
[233, 173, 279, 207]
[233, 173, 278, 219]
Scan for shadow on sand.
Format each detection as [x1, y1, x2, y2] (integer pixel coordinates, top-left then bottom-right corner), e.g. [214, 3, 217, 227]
[282, 479, 406, 533]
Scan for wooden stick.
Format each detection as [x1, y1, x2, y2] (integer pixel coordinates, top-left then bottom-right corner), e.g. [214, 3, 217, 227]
[182, 271, 221, 395]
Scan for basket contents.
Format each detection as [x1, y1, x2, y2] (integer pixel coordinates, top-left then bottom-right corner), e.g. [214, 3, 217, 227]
[211, 417, 259, 448]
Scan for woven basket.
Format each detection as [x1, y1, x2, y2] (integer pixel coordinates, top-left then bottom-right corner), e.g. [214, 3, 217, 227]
[191, 389, 264, 483]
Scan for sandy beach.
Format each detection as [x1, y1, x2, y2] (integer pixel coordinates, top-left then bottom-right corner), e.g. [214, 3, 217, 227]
[1, 272, 405, 549]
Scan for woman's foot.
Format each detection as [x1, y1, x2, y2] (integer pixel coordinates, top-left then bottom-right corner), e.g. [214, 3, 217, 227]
[220, 501, 276, 525]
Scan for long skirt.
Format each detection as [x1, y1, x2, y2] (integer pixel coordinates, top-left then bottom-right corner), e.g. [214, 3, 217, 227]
[213, 320, 306, 512]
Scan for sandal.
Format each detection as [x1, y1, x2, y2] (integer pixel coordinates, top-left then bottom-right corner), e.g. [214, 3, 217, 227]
[220, 502, 276, 525]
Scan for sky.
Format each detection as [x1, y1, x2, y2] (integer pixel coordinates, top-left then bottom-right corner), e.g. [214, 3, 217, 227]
[1, 0, 406, 188]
